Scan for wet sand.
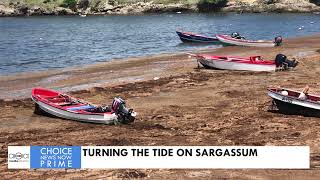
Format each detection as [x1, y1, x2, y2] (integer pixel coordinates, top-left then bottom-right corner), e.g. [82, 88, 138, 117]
[1, 34, 320, 179]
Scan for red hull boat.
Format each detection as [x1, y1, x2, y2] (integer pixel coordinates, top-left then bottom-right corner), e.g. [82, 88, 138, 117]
[31, 88, 136, 124]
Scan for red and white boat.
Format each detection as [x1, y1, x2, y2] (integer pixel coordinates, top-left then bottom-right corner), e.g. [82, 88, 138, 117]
[267, 88, 320, 116]
[31, 88, 136, 124]
[191, 54, 276, 72]
[216, 34, 282, 47]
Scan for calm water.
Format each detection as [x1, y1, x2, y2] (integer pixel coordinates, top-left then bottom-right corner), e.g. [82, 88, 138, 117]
[0, 13, 319, 75]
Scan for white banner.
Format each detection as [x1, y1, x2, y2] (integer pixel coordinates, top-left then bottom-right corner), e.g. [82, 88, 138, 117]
[81, 146, 310, 169]
[8, 146, 30, 169]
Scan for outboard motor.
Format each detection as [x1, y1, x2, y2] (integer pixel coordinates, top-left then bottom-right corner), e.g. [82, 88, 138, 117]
[111, 97, 136, 124]
[275, 53, 298, 70]
[231, 32, 239, 38]
[274, 36, 283, 46]
[275, 54, 287, 67]
[231, 32, 245, 39]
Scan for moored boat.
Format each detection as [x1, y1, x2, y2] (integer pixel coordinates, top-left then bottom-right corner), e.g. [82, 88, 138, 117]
[267, 88, 320, 116]
[191, 54, 276, 72]
[31, 88, 136, 124]
[176, 30, 220, 43]
[216, 34, 282, 47]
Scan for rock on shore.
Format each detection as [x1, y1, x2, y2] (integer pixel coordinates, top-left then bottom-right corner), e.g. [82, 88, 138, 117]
[0, 3, 76, 16]
[90, 1, 196, 15]
[224, 0, 320, 13]
[0, 0, 320, 16]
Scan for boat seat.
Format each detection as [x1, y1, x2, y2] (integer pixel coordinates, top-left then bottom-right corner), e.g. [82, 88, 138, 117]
[54, 102, 75, 106]
[48, 98, 69, 103]
[66, 105, 95, 111]
[308, 96, 320, 102]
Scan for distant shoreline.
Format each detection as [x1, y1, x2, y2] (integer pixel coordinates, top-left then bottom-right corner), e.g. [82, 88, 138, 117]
[1, 1, 320, 17]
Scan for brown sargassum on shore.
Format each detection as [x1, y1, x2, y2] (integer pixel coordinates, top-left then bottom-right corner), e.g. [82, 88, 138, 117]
[1, 35, 320, 178]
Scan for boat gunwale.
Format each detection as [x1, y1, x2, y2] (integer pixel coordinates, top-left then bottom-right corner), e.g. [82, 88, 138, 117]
[267, 88, 320, 106]
[32, 88, 113, 116]
[216, 34, 275, 45]
[196, 55, 275, 65]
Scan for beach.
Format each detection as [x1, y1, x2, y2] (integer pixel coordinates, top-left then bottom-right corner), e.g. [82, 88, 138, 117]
[1, 34, 320, 178]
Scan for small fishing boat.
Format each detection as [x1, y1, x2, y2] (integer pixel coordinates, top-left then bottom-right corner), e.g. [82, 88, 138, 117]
[176, 30, 220, 43]
[216, 34, 282, 47]
[190, 54, 276, 72]
[267, 88, 320, 116]
[31, 88, 136, 124]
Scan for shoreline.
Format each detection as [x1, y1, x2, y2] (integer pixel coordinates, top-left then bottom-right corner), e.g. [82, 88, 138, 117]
[1, 34, 320, 178]
[1, 34, 320, 101]
[1, 1, 320, 17]
[1, 10, 320, 18]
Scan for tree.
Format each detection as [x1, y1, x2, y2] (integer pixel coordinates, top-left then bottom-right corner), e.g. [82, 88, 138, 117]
[61, 0, 77, 10]
[197, 0, 228, 12]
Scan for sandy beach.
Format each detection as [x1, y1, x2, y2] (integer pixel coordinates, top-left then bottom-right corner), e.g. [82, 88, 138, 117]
[1, 34, 320, 179]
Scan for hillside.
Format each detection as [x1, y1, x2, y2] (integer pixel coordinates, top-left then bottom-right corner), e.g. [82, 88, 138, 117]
[0, 0, 320, 16]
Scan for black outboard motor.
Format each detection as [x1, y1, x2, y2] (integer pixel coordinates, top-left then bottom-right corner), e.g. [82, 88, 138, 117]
[274, 36, 283, 46]
[231, 32, 239, 38]
[275, 54, 298, 70]
[111, 97, 135, 124]
[231, 32, 244, 39]
[275, 54, 287, 67]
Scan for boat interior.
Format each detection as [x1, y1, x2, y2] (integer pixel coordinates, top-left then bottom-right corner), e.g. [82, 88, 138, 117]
[33, 88, 114, 113]
[272, 88, 320, 102]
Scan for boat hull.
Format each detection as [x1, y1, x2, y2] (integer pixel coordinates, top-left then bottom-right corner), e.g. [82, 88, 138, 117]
[32, 96, 117, 124]
[267, 89, 320, 117]
[216, 35, 276, 47]
[198, 58, 275, 72]
[176, 31, 220, 43]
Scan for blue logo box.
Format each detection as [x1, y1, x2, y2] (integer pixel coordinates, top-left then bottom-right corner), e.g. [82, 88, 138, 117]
[30, 146, 81, 169]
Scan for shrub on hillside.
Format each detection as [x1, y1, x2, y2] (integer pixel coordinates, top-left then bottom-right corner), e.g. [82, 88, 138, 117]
[310, 0, 320, 5]
[43, 0, 51, 4]
[197, 0, 228, 12]
[61, 0, 77, 10]
[77, 0, 90, 9]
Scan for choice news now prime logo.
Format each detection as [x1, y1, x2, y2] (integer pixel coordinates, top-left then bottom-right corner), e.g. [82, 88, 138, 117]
[8, 152, 29, 162]
[8, 146, 30, 169]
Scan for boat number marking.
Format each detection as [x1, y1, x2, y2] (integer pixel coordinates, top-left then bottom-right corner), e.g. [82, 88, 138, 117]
[282, 97, 293, 104]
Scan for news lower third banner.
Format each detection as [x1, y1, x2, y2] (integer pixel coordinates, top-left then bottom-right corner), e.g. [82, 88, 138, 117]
[8, 146, 310, 169]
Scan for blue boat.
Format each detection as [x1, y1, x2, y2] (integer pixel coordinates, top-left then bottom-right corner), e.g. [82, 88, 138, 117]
[176, 30, 220, 43]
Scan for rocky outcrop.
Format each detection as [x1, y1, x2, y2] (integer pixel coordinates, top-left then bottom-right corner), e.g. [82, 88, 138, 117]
[28, 6, 55, 16]
[0, 4, 15, 16]
[77, 0, 90, 10]
[310, 0, 320, 5]
[54, 7, 76, 15]
[90, 1, 195, 15]
[224, 0, 320, 13]
[0, 0, 320, 16]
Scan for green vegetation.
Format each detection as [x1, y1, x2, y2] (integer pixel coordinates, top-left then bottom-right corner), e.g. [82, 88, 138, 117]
[1, 0, 201, 12]
[2, 0, 320, 15]
[2, 0, 199, 6]
[197, 0, 227, 12]
[61, 0, 76, 9]
[2, 0, 65, 10]
[310, 0, 320, 5]
[108, 0, 197, 5]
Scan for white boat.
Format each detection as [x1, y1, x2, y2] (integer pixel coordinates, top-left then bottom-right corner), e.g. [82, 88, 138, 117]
[216, 34, 282, 47]
[31, 88, 136, 124]
[267, 88, 320, 116]
[191, 54, 276, 72]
